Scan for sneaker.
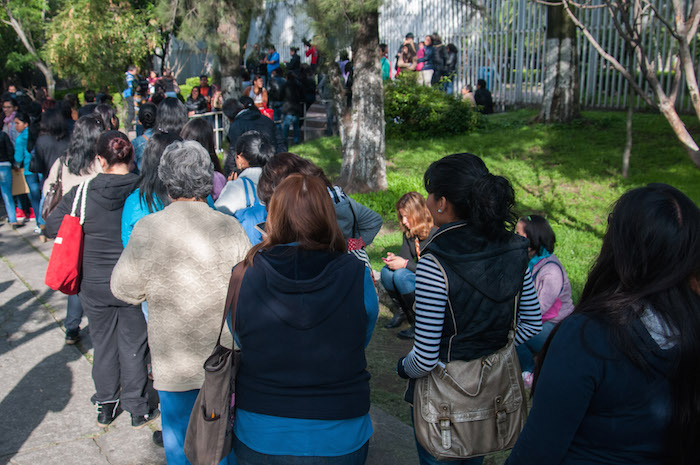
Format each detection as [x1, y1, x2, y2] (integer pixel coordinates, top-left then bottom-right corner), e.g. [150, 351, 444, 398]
[132, 408, 160, 429]
[15, 208, 25, 221]
[152, 430, 164, 447]
[65, 329, 81, 345]
[28, 208, 35, 221]
[522, 371, 534, 390]
[96, 400, 121, 427]
[33, 226, 42, 234]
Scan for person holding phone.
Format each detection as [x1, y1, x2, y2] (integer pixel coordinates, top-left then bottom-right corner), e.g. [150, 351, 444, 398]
[380, 192, 437, 339]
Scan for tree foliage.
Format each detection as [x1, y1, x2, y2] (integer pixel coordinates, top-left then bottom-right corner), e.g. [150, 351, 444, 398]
[1, 0, 63, 93]
[45, 0, 160, 89]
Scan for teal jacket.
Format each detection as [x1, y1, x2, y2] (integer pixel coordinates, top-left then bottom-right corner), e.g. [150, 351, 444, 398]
[14, 128, 32, 175]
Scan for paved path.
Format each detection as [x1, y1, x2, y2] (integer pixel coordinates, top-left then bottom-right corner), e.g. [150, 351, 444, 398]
[0, 222, 417, 465]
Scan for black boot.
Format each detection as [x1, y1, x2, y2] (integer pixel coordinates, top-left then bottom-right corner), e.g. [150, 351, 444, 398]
[384, 289, 407, 329]
[397, 325, 415, 340]
[132, 408, 160, 429]
[399, 291, 416, 325]
[385, 312, 406, 329]
[96, 400, 121, 427]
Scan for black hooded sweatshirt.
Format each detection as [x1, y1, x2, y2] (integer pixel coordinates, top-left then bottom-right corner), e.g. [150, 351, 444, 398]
[46, 172, 138, 306]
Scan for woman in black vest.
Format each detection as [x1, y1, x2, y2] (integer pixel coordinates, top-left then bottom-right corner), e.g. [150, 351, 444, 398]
[396, 153, 542, 465]
[233, 174, 379, 465]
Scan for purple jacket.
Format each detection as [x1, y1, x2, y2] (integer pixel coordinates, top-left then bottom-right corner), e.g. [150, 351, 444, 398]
[531, 254, 574, 324]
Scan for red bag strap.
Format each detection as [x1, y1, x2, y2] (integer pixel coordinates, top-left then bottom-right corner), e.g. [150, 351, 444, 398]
[216, 262, 248, 347]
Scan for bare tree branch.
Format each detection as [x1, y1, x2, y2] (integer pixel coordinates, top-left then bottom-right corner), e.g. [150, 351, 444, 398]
[640, 0, 681, 39]
[562, 0, 654, 105]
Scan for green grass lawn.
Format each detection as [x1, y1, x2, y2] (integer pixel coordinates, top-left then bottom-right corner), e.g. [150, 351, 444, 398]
[296, 109, 700, 302]
[293, 110, 700, 464]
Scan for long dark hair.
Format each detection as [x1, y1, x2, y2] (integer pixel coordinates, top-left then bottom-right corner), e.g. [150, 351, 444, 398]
[518, 214, 555, 254]
[424, 153, 516, 241]
[66, 116, 105, 175]
[137, 132, 181, 213]
[93, 104, 119, 130]
[533, 184, 700, 465]
[180, 118, 223, 174]
[155, 97, 188, 134]
[96, 130, 133, 167]
[39, 108, 68, 140]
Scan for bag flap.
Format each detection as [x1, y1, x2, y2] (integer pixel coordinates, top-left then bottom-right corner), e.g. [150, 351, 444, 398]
[418, 345, 524, 423]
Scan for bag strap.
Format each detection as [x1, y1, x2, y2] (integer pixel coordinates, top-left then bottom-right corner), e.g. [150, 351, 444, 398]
[348, 201, 361, 239]
[70, 178, 91, 225]
[216, 262, 248, 347]
[240, 176, 260, 207]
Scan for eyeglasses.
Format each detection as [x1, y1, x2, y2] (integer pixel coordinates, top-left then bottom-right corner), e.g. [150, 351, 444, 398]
[2, 105, 13, 110]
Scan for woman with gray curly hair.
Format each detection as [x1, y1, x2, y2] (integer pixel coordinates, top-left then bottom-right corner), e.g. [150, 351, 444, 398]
[111, 140, 251, 464]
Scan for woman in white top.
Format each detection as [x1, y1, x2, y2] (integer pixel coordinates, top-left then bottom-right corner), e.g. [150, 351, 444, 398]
[242, 75, 268, 110]
[214, 130, 274, 216]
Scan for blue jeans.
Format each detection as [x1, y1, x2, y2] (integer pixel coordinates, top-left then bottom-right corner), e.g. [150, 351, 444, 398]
[412, 409, 484, 465]
[234, 435, 368, 465]
[159, 390, 237, 465]
[65, 294, 83, 333]
[25, 172, 44, 225]
[380, 266, 416, 295]
[282, 114, 301, 146]
[0, 165, 17, 223]
[516, 320, 556, 373]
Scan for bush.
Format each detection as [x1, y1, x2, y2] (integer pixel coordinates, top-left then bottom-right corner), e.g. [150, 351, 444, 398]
[384, 73, 482, 139]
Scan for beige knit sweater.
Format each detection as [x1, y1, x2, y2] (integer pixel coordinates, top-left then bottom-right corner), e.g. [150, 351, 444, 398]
[110, 201, 251, 392]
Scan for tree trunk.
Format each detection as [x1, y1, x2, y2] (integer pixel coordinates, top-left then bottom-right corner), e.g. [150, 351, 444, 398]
[336, 11, 387, 193]
[216, 10, 241, 100]
[622, 102, 633, 178]
[537, 4, 580, 123]
[3, 5, 55, 98]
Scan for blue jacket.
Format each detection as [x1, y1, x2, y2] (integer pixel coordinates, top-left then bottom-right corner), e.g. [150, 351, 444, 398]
[121, 188, 164, 247]
[417, 45, 434, 70]
[131, 128, 154, 173]
[14, 128, 32, 175]
[505, 313, 675, 465]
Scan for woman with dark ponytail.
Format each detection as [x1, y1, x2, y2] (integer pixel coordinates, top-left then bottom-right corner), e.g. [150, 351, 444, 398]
[46, 131, 158, 430]
[396, 153, 542, 465]
[506, 183, 700, 465]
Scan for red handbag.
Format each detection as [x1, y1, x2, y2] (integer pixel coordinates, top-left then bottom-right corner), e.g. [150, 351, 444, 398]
[45, 180, 90, 295]
[261, 106, 274, 120]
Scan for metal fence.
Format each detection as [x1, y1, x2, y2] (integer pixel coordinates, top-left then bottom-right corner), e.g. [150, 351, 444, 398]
[379, 0, 699, 112]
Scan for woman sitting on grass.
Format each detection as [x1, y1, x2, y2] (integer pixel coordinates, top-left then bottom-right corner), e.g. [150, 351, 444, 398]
[506, 183, 700, 465]
[514, 214, 574, 386]
[381, 192, 437, 340]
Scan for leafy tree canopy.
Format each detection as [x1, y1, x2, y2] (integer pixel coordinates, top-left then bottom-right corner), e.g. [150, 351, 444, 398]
[44, 0, 160, 88]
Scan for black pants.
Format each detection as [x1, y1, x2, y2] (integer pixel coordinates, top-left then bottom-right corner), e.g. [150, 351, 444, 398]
[80, 293, 149, 415]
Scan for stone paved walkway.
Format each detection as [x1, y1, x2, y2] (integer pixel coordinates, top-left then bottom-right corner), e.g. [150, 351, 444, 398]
[0, 222, 417, 465]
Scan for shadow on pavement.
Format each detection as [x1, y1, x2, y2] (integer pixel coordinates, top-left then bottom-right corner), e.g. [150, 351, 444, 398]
[0, 344, 81, 464]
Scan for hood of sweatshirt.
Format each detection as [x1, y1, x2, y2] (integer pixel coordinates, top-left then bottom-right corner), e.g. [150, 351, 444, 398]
[88, 173, 139, 211]
[254, 245, 363, 330]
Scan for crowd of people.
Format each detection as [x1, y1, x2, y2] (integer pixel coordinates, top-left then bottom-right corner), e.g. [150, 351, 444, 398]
[2, 58, 698, 465]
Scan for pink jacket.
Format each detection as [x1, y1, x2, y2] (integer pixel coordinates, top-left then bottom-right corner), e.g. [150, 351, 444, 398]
[531, 254, 574, 324]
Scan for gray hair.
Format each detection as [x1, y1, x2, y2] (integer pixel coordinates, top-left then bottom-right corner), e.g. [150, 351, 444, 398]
[158, 140, 213, 200]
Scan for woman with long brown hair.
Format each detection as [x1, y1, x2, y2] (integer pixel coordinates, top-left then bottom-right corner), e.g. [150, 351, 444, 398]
[381, 192, 437, 339]
[232, 174, 378, 465]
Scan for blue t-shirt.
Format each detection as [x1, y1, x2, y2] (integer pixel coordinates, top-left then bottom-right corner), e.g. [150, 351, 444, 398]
[266, 52, 280, 75]
[233, 265, 378, 456]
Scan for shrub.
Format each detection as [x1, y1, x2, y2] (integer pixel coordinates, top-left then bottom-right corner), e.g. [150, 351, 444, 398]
[384, 73, 482, 139]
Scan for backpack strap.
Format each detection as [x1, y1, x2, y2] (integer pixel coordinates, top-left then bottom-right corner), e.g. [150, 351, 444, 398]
[240, 176, 260, 207]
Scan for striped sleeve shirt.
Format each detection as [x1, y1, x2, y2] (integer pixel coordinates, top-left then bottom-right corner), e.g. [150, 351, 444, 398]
[402, 256, 542, 379]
